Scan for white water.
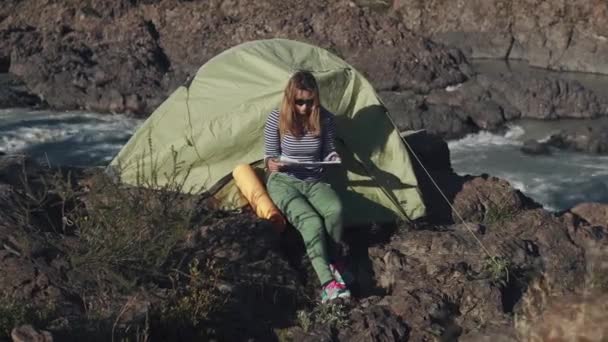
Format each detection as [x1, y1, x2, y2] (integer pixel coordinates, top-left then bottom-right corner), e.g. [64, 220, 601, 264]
[0, 108, 142, 166]
[1, 108, 607, 211]
[449, 123, 608, 211]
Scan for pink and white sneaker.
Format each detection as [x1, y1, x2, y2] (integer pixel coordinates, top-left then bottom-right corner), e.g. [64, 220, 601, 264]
[321, 280, 351, 303]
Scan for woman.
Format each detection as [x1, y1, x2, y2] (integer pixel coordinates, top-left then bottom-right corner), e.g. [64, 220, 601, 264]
[264, 70, 351, 303]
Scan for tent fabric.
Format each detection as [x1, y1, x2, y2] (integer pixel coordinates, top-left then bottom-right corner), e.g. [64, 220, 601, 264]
[108, 38, 426, 226]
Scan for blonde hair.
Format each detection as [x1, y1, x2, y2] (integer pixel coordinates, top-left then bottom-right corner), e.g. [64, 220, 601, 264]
[279, 71, 321, 138]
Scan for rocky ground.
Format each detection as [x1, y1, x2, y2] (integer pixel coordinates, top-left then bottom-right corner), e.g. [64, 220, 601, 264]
[1, 144, 607, 341]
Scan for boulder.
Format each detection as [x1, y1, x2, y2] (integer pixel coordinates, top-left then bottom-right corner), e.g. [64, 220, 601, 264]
[521, 140, 551, 155]
[546, 123, 608, 154]
[11, 325, 53, 342]
[570, 202, 608, 228]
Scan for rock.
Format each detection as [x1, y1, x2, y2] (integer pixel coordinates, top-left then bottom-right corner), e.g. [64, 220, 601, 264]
[401, 129, 452, 172]
[451, 175, 540, 224]
[11, 325, 53, 342]
[570, 203, 608, 228]
[383, 64, 606, 141]
[289, 326, 333, 342]
[366, 192, 587, 340]
[412, 169, 467, 224]
[560, 211, 607, 249]
[546, 123, 608, 154]
[0, 73, 42, 108]
[381, 91, 479, 140]
[460, 325, 519, 342]
[476, 73, 606, 120]
[0, 0, 469, 115]
[337, 305, 409, 341]
[521, 140, 551, 155]
[393, 0, 608, 75]
[516, 281, 608, 342]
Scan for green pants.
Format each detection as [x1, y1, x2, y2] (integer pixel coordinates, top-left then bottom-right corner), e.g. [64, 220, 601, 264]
[267, 172, 343, 286]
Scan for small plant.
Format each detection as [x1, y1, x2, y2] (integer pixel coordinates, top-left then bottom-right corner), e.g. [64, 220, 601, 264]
[158, 258, 225, 327]
[483, 205, 517, 225]
[296, 310, 312, 332]
[274, 327, 294, 342]
[0, 294, 56, 339]
[296, 302, 349, 332]
[481, 194, 520, 226]
[483, 256, 511, 287]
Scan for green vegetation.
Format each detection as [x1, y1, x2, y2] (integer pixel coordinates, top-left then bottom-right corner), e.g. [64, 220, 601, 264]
[481, 194, 520, 226]
[7, 146, 227, 340]
[483, 256, 512, 287]
[157, 258, 225, 327]
[0, 294, 56, 339]
[296, 302, 349, 333]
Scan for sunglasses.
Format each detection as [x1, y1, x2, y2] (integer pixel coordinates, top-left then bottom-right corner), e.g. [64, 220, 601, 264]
[294, 99, 314, 106]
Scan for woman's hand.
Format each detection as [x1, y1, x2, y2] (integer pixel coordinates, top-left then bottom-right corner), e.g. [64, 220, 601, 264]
[267, 158, 284, 172]
[324, 152, 341, 163]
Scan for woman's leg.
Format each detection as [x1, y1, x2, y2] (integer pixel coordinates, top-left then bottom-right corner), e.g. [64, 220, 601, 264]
[267, 174, 334, 286]
[304, 181, 344, 262]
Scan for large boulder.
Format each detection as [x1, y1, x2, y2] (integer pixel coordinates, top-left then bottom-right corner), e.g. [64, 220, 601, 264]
[476, 73, 607, 120]
[570, 202, 608, 228]
[521, 140, 551, 155]
[11, 325, 53, 342]
[546, 121, 608, 154]
[516, 283, 608, 342]
[0, 73, 41, 108]
[381, 90, 481, 140]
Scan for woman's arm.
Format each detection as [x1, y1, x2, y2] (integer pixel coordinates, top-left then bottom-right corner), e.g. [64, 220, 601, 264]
[321, 110, 339, 161]
[264, 109, 283, 170]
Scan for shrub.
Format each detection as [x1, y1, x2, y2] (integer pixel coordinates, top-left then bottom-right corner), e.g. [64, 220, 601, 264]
[296, 302, 349, 332]
[0, 295, 56, 339]
[482, 256, 512, 287]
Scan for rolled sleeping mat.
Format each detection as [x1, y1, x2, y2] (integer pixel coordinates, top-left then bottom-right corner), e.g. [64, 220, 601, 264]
[232, 164, 286, 232]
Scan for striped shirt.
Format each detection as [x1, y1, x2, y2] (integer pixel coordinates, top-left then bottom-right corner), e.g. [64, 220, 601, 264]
[264, 107, 337, 181]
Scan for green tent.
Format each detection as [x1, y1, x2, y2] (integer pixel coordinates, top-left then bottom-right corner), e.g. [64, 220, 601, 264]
[108, 38, 426, 225]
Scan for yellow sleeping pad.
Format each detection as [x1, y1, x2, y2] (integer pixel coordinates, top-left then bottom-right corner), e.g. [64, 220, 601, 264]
[232, 164, 286, 232]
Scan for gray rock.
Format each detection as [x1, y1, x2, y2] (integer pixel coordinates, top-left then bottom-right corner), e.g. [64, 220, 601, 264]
[0, 73, 42, 108]
[11, 325, 53, 342]
[521, 140, 551, 155]
[546, 123, 608, 154]
[570, 203, 608, 228]
[476, 73, 605, 120]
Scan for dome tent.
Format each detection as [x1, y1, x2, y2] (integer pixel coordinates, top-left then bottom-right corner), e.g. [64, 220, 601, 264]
[108, 38, 426, 226]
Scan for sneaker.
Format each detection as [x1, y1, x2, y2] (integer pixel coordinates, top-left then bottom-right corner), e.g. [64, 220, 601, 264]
[330, 261, 354, 286]
[321, 280, 351, 303]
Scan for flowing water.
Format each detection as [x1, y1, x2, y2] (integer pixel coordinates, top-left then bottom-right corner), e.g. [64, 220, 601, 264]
[0, 108, 142, 167]
[449, 121, 608, 211]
